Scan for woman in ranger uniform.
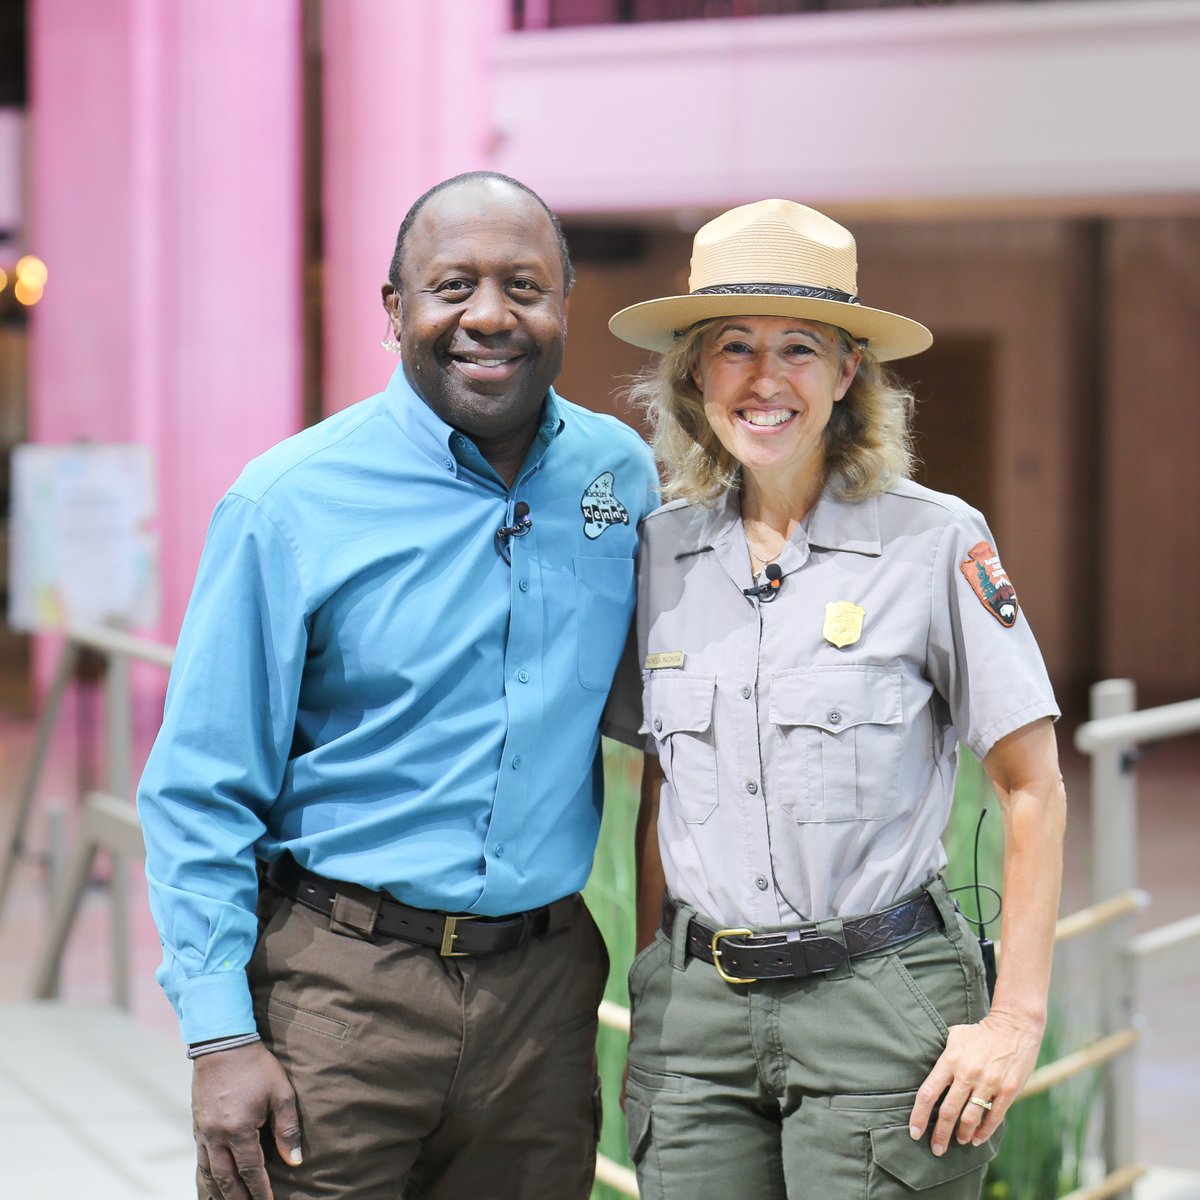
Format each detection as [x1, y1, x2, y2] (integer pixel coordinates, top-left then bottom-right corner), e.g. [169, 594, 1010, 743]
[609, 200, 1066, 1200]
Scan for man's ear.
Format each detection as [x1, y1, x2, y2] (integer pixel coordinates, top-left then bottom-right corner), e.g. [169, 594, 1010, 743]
[381, 283, 401, 326]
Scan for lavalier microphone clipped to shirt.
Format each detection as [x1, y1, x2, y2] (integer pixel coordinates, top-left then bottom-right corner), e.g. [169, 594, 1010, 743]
[495, 501, 533, 563]
[743, 563, 783, 602]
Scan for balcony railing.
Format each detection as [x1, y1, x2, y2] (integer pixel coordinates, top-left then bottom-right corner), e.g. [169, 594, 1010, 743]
[512, 0, 1075, 31]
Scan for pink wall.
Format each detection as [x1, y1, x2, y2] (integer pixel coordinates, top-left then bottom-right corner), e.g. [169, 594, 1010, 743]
[321, 0, 508, 414]
[28, 1, 305, 668]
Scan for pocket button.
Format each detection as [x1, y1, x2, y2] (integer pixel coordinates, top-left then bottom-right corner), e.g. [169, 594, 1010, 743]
[828, 709, 842, 725]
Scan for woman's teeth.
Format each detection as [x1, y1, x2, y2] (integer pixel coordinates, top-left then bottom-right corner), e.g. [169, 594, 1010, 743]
[742, 410, 793, 427]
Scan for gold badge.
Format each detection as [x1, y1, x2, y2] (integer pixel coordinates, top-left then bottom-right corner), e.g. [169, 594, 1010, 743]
[823, 601, 865, 648]
[644, 651, 686, 670]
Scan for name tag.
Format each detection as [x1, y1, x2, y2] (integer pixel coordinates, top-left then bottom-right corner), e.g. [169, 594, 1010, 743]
[644, 651, 685, 670]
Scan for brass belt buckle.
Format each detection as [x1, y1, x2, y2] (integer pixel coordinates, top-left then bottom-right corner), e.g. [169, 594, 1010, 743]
[440, 913, 479, 957]
[710, 927, 756, 985]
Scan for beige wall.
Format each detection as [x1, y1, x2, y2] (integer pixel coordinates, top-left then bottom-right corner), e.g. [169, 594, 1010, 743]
[559, 213, 1200, 713]
[1105, 219, 1200, 705]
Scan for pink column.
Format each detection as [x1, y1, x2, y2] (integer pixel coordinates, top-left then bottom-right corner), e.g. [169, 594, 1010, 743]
[322, 0, 509, 414]
[28, 0, 304, 673]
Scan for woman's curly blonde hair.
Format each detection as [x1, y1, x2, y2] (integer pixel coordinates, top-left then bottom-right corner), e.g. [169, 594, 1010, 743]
[627, 319, 916, 508]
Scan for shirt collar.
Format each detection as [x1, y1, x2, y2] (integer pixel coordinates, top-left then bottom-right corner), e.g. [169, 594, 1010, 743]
[382, 363, 565, 482]
[673, 484, 882, 559]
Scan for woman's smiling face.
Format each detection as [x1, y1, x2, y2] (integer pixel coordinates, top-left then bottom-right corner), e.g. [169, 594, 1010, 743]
[693, 315, 860, 489]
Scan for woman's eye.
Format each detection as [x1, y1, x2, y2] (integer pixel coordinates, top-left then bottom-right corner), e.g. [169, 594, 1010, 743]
[719, 340, 752, 355]
[785, 343, 815, 357]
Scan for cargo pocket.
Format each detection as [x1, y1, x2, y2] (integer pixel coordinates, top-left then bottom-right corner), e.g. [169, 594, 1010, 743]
[769, 665, 902, 822]
[869, 1122, 998, 1196]
[641, 672, 718, 823]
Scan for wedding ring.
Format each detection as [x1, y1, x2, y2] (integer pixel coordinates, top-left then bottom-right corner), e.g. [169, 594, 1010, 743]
[968, 1096, 993, 1111]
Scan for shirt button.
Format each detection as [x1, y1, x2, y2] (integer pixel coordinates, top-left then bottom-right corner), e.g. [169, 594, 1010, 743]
[511, 755, 521, 769]
[653, 717, 662, 732]
[828, 709, 842, 725]
[442, 456, 454, 471]
[746, 780, 758, 794]
[755, 876, 769, 891]
[741, 686, 752, 699]
[518, 579, 529, 592]
[494, 844, 504, 857]
[518, 669, 530, 683]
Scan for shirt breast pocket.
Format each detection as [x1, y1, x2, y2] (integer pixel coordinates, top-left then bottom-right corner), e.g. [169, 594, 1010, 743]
[641, 672, 718, 824]
[572, 555, 635, 692]
[769, 665, 903, 823]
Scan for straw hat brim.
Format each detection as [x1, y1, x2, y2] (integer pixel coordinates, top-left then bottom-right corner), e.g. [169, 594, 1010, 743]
[609, 291, 932, 362]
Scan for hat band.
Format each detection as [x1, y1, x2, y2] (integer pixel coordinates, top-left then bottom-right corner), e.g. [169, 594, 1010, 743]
[690, 282, 862, 306]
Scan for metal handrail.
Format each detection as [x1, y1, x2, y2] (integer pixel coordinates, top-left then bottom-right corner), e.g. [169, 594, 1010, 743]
[0, 623, 174, 1007]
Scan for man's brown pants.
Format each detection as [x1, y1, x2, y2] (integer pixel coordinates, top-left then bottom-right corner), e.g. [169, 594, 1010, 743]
[243, 884, 608, 1199]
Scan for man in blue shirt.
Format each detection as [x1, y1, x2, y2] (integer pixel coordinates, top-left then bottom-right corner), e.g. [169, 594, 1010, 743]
[138, 172, 658, 1200]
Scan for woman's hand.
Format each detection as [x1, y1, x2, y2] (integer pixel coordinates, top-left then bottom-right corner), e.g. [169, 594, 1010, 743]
[907, 1007, 1045, 1155]
[906, 715, 1066, 1157]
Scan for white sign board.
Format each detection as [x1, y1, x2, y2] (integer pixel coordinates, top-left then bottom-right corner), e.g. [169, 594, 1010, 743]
[8, 444, 159, 632]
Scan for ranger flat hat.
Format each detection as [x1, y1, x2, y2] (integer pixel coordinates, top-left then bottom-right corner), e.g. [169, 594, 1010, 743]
[608, 199, 932, 362]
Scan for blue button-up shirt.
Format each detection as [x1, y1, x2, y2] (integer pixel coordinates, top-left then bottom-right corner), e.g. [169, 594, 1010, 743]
[137, 367, 658, 1042]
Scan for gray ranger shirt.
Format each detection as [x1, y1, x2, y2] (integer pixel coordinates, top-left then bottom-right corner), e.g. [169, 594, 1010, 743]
[636, 478, 1059, 928]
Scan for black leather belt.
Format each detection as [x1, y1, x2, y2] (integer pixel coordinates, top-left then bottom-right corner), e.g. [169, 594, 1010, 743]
[267, 855, 576, 957]
[664, 889, 942, 984]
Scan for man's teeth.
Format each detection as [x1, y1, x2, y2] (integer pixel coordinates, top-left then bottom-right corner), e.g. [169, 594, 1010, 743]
[458, 356, 512, 367]
[743, 410, 792, 427]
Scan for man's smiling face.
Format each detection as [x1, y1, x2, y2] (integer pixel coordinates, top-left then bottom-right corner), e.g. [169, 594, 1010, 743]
[393, 178, 567, 465]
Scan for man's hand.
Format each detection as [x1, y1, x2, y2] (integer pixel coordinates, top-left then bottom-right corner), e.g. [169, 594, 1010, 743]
[193, 1041, 302, 1200]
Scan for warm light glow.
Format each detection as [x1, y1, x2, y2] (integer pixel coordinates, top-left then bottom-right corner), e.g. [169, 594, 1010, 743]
[0, 267, 8, 292]
[14, 278, 43, 306]
[16, 254, 48, 289]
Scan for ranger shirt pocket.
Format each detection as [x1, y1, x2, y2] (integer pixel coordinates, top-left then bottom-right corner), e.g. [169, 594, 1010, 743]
[769, 665, 903, 823]
[641, 672, 718, 824]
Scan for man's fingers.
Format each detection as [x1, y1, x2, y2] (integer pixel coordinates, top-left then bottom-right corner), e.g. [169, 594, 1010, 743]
[269, 1086, 304, 1167]
[229, 1136, 274, 1200]
[204, 1143, 256, 1200]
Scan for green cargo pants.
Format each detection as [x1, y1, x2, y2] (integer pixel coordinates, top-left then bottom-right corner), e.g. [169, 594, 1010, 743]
[624, 878, 999, 1199]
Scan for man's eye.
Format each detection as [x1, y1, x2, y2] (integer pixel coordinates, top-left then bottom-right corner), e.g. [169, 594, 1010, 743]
[437, 280, 471, 295]
[510, 279, 540, 294]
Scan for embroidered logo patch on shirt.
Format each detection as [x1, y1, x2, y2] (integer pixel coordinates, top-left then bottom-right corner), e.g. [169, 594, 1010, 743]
[580, 472, 630, 540]
[644, 651, 685, 670]
[960, 541, 1019, 627]
[823, 601, 865, 648]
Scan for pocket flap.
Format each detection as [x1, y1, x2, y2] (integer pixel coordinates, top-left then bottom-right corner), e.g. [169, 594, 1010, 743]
[640, 672, 716, 738]
[769, 666, 902, 733]
[870, 1123, 998, 1190]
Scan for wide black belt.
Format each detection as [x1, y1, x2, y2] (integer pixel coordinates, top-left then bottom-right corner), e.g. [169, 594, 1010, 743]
[664, 889, 942, 984]
[267, 855, 576, 957]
